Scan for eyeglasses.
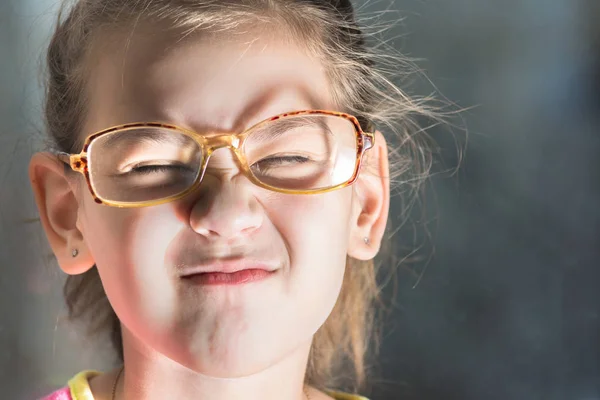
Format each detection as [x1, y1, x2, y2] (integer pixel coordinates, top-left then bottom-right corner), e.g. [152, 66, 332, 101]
[56, 109, 375, 208]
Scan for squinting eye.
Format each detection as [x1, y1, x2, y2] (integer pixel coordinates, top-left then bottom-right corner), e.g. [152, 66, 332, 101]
[127, 163, 194, 175]
[252, 155, 311, 170]
[257, 155, 310, 166]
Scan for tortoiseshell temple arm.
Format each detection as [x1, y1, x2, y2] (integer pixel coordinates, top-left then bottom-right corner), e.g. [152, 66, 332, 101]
[56, 151, 87, 173]
[56, 152, 71, 166]
[363, 132, 375, 150]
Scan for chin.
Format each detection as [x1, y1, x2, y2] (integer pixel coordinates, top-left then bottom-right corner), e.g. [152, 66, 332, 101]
[175, 346, 282, 379]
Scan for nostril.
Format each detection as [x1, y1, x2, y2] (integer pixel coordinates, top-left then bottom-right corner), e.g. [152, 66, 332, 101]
[188, 177, 264, 240]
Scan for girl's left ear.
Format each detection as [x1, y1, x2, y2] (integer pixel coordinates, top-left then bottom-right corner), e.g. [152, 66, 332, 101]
[348, 130, 390, 260]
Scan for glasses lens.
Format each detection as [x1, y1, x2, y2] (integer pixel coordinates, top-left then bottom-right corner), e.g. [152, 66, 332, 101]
[243, 114, 358, 191]
[88, 127, 203, 203]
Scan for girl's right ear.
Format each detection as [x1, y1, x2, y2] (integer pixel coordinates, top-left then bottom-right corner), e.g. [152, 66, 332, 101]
[28, 152, 95, 275]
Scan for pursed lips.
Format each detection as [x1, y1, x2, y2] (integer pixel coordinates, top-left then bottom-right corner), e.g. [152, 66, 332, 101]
[178, 258, 278, 277]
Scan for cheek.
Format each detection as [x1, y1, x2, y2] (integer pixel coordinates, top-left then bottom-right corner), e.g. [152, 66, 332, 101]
[270, 189, 353, 261]
[267, 189, 353, 311]
[80, 198, 180, 260]
[78, 199, 182, 319]
[290, 191, 355, 329]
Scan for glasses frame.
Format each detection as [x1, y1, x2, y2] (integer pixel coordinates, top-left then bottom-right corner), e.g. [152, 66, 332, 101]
[56, 109, 375, 208]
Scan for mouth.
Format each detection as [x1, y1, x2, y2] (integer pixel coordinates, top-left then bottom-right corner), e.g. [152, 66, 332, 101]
[179, 259, 278, 286]
[182, 269, 278, 286]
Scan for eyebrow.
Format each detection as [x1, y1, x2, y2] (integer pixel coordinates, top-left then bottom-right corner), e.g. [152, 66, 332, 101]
[99, 127, 194, 149]
[249, 116, 333, 144]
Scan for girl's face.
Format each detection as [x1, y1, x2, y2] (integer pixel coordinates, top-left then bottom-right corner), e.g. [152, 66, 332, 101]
[31, 25, 389, 378]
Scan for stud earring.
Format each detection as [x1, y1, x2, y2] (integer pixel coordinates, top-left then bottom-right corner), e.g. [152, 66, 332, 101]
[72, 249, 79, 257]
[363, 237, 370, 245]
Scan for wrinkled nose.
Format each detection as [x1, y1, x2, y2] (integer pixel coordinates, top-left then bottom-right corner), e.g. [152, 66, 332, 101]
[189, 147, 263, 241]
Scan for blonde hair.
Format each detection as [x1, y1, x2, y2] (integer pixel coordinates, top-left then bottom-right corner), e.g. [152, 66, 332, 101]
[44, 0, 442, 394]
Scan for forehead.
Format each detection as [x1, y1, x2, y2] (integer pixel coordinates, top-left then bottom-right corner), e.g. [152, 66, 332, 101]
[83, 24, 334, 136]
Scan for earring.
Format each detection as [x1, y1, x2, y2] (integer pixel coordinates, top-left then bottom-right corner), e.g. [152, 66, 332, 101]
[363, 237, 370, 245]
[71, 249, 79, 257]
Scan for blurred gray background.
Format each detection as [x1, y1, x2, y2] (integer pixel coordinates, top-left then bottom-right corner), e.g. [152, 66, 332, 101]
[1, 0, 599, 399]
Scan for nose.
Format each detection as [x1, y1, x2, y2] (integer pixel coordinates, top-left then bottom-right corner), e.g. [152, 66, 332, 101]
[188, 148, 263, 242]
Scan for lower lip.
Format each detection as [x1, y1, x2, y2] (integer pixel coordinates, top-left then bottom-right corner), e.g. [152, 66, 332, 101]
[183, 269, 276, 286]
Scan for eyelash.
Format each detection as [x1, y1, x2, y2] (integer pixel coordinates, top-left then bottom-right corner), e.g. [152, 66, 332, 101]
[129, 164, 192, 175]
[255, 155, 310, 166]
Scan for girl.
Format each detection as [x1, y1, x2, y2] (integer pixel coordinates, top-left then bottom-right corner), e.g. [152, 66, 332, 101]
[30, 0, 437, 399]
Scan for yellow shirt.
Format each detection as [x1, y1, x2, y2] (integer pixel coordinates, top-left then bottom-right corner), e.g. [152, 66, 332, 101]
[65, 370, 370, 400]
